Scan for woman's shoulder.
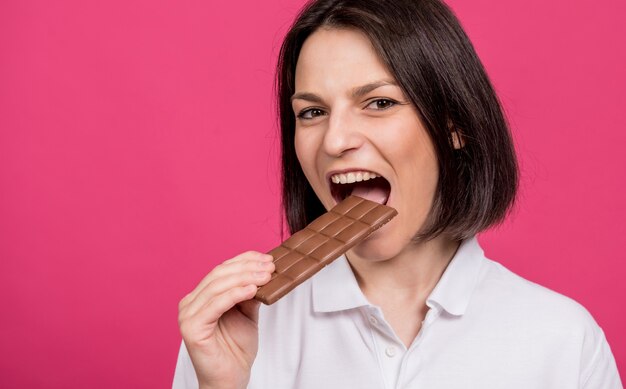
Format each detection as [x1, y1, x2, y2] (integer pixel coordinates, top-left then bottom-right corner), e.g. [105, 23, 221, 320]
[467, 257, 621, 387]
[472, 256, 609, 363]
[478, 257, 596, 327]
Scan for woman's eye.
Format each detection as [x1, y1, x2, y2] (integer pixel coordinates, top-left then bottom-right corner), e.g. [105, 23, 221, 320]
[366, 99, 396, 110]
[297, 108, 326, 120]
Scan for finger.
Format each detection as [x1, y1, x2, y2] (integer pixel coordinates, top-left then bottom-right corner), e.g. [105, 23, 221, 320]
[179, 284, 258, 341]
[181, 252, 273, 307]
[190, 261, 275, 304]
[198, 284, 259, 325]
[237, 300, 262, 324]
[184, 262, 274, 317]
[223, 250, 272, 265]
[198, 251, 272, 291]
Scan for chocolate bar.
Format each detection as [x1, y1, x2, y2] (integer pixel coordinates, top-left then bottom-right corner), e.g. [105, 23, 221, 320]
[255, 196, 397, 305]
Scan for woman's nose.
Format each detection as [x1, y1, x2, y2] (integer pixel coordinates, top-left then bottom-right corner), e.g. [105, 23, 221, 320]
[322, 110, 364, 157]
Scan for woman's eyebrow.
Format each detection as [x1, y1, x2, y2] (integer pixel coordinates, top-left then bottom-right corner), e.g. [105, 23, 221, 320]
[350, 79, 397, 99]
[290, 92, 324, 104]
[290, 79, 398, 104]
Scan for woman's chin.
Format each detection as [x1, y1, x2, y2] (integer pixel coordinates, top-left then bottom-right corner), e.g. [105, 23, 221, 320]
[348, 233, 406, 264]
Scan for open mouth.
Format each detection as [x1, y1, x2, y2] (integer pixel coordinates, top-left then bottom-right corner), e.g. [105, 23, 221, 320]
[329, 171, 391, 205]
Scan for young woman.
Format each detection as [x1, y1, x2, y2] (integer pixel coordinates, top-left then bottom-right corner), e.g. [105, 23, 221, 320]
[174, 1, 621, 388]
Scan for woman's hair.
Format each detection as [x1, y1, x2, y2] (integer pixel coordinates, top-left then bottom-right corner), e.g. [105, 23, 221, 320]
[277, 0, 519, 241]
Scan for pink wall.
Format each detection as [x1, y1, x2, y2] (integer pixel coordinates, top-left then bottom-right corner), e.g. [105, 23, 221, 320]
[0, 0, 623, 386]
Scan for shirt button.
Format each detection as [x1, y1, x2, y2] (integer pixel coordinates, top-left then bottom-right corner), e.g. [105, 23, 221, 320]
[385, 346, 397, 358]
[369, 316, 378, 326]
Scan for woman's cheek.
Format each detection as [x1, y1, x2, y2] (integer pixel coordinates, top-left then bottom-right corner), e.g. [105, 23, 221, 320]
[294, 130, 309, 166]
[295, 130, 323, 192]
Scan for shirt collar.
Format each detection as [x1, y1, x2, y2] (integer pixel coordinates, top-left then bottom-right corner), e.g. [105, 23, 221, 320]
[312, 236, 486, 315]
[312, 254, 370, 313]
[426, 236, 485, 316]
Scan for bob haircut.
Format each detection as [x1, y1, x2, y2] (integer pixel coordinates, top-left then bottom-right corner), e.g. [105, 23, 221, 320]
[277, 0, 518, 241]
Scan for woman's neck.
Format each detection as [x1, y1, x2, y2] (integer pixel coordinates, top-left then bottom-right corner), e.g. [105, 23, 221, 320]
[348, 235, 460, 296]
[347, 235, 461, 347]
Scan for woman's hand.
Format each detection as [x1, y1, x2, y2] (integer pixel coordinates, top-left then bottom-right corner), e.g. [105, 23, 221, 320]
[178, 251, 275, 389]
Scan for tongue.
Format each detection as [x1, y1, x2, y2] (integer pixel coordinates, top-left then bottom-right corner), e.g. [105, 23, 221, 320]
[351, 183, 389, 204]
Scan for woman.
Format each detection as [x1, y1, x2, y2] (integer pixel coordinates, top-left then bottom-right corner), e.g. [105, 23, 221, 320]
[174, 0, 621, 388]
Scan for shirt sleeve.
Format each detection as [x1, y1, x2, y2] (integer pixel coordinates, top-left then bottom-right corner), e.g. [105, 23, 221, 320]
[172, 341, 199, 389]
[580, 327, 623, 389]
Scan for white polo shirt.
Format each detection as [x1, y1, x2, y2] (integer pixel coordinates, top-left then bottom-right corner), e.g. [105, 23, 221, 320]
[173, 237, 622, 389]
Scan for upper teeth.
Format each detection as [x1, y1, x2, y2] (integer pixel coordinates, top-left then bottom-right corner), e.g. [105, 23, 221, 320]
[331, 171, 380, 184]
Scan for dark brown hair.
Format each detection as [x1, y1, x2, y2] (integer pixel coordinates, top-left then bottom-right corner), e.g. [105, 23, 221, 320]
[277, 0, 518, 241]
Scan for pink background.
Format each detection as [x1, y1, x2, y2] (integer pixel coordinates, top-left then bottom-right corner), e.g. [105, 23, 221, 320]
[1, 0, 624, 387]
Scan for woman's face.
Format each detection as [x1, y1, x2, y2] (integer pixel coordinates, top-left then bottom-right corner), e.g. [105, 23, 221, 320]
[292, 28, 439, 261]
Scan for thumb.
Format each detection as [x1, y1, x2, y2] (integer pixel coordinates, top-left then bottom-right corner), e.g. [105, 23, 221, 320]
[237, 299, 261, 324]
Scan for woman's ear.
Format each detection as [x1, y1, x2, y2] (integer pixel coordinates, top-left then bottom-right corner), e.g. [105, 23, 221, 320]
[451, 130, 465, 149]
[447, 119, 465, 149]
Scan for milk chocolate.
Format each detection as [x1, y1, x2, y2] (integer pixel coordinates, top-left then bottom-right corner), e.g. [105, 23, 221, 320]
[254, 196, 397, 305]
